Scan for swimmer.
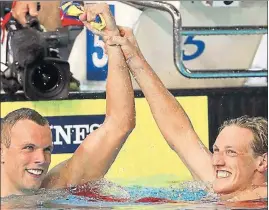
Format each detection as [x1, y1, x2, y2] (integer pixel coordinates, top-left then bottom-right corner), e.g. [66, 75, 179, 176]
[1, 3, 135, 197]
[104, 26, 268, 201]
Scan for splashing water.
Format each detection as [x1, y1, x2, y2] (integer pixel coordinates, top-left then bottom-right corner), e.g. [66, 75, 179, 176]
[2, 180, 267, 209]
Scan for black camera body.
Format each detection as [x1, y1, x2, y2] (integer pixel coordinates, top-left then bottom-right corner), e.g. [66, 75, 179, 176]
[2, 15, 71, 100]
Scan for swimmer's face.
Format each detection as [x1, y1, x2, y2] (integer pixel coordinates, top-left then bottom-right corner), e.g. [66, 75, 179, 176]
[212, 125, 263, 195]
[2, 119, 52, 193]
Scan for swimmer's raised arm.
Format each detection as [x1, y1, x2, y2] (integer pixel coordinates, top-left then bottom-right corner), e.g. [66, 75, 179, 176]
[106, 27, 214, 182]
[42, 4, 135, 188]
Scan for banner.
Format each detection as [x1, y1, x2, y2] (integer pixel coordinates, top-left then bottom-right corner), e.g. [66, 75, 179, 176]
[1, 96, 208, 187]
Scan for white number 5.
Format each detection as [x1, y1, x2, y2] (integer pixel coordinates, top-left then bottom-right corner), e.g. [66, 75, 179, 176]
[92, 35, 108, 68]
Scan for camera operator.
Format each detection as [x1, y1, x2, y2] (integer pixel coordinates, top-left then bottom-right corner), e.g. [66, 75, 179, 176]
[1, 1, 61, 31]
[1, 1, 80, 99]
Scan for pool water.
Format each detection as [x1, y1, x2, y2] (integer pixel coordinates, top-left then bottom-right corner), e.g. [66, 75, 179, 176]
[1, 181, 267, 210]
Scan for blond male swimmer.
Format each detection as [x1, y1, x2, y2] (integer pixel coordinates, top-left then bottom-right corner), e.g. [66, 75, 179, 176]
[104, 26, 268, 201]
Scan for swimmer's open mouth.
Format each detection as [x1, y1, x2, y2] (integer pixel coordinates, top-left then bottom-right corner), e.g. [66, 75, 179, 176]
[216, 170, 231, 178]
[26, 169, 44, 176]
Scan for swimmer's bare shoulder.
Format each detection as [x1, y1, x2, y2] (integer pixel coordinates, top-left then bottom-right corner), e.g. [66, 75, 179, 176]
[253, 186, 267, 200]
[231, 186, 267, 202]
[219, 184, 268, 203]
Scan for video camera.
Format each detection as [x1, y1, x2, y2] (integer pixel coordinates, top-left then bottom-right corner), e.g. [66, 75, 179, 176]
[1, 14, 75, 100]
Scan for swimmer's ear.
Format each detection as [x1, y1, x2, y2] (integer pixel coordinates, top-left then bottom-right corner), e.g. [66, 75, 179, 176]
[0, 144, 4, 164]
[256, 153, 267, 173]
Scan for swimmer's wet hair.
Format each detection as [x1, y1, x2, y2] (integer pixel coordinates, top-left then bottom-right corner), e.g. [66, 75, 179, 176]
[1, 108, 49, 148]
[219, 115, 268, 157]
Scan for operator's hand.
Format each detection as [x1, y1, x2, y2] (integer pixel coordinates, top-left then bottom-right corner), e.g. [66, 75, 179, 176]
[11, 1, 38, 26]
[79, 3, 119, 39]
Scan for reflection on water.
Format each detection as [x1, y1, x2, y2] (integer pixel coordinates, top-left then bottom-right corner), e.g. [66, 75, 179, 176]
[1, 188, 69, 209]
[1, 180, 267, 210]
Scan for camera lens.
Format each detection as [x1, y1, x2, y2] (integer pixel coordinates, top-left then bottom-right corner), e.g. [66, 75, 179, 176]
[24, 59, 70, 100]
[31, 62, 62, 92]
